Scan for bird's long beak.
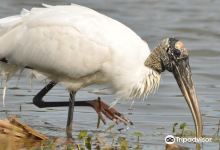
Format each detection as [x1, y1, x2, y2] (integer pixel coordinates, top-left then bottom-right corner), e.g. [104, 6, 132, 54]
[172, 58, 203, 138]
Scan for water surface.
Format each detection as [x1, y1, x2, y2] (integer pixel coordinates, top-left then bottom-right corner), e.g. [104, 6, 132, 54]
[0, 0, 220, 149]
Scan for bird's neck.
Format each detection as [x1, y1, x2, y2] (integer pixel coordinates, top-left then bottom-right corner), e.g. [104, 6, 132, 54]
[144, 45, 166, 74]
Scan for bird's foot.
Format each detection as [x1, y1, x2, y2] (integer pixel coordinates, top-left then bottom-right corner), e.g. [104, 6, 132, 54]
[87, 97, 133, 127]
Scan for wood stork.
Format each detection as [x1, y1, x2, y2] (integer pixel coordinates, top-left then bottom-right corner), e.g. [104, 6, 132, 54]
[0, 4, 202, 138]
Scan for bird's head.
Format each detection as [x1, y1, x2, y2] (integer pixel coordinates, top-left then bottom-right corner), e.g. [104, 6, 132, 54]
[145, 38, 203, 138]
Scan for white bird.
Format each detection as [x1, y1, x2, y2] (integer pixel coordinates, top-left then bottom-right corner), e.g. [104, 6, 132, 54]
[0, 4, 202, 138]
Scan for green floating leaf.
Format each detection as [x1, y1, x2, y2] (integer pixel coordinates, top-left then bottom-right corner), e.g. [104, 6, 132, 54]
[78, 130, 88, 140]
[133, 131, 144, 137]
[85, 136, 92, 150]
[179, 123, 187, 129]
[118, 137, 128, 150]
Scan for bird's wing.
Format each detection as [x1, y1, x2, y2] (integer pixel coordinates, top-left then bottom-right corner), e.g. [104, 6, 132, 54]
[0, 5, 150, 86]
[0, 5, 114, 79]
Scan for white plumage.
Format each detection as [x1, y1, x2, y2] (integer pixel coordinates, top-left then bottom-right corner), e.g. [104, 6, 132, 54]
[0, 4, 160, 99]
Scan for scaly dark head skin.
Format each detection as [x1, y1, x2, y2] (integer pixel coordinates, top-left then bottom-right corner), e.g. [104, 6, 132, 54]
[145, 38, 203, 138]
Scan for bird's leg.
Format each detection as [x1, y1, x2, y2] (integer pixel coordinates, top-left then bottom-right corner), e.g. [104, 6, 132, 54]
[66, 91, 76, 138]
[33, 82, 132, 125]
[75, 97, 133, 126]
[33, 81, 70, 107]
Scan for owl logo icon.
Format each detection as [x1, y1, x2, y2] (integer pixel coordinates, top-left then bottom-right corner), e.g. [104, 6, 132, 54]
[165, 135, 175, 144]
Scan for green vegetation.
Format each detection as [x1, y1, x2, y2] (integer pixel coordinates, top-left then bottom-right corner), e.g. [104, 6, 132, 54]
[171, 121, 220, 143]
[28, 124, 144, 150]
[172, 122, 195, 137]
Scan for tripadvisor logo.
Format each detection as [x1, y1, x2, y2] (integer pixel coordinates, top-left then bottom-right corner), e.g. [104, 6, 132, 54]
[165, 135, 212, 144]
[165, 135, 175, 144]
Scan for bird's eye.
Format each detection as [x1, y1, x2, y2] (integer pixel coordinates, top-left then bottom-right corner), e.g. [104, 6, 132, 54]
[173, 49, 181, 57]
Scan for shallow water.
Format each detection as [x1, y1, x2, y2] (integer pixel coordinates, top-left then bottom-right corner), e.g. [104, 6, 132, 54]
[0, 0, 220, 149]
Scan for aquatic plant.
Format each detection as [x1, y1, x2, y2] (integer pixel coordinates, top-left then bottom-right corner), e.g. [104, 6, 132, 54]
[172, 122, 178, 133]
[0, 117, 145, 150]
[172, 122, 195, 137]
[77, 130, 92, 150]
[118, 137, 128, 150]
[179, 122, 187, 136]
[133, 131, 144, 150]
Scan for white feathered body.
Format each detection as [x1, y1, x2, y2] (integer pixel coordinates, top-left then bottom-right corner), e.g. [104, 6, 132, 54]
[0, 5, 160, 99]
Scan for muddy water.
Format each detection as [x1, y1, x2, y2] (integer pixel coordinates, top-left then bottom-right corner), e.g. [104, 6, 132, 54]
[0, 0, 220, 149]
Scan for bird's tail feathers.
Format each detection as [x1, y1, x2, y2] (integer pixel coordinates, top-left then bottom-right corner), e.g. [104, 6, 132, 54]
[0, 62, 20, 106]
[0, 62, 49, 106]
[0, 9, 29, 105]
